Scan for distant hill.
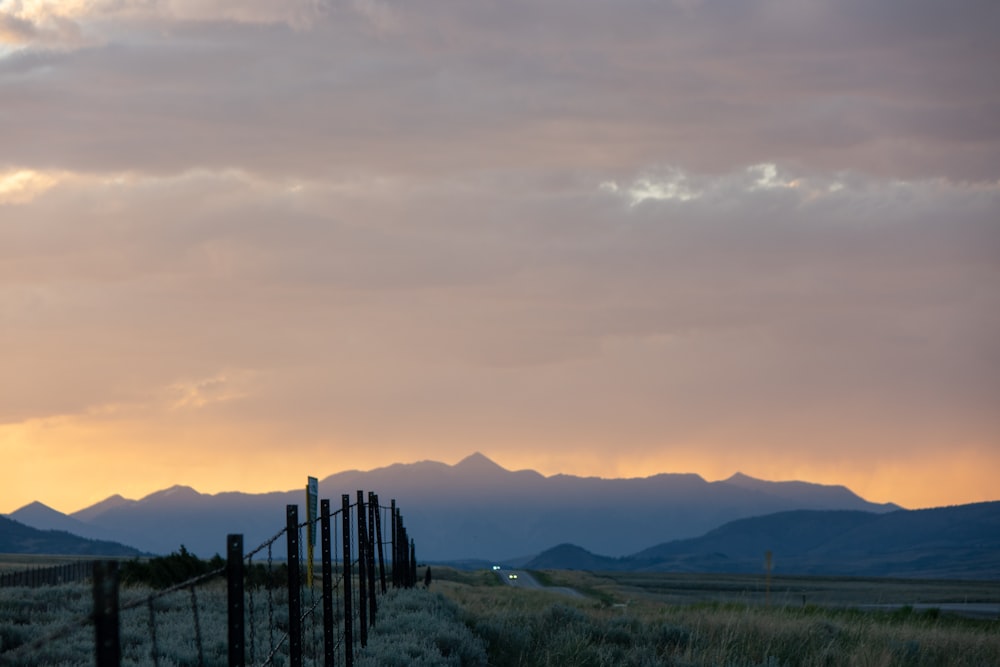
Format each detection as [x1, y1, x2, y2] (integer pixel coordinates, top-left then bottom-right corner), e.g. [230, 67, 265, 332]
[0, 515, 143, 557]
[11, 453, 901, 560]
[7, 501, 128, 544]
[522, 501, 1000, 579]
[525, 543, 623, 571]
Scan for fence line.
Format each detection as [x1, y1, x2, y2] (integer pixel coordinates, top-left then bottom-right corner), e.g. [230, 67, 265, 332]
[0, 560, 96, 588]
[0, 489, 418, 667]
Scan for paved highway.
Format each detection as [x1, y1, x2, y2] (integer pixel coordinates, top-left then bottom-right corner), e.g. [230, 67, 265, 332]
[495, 569, 584, 598]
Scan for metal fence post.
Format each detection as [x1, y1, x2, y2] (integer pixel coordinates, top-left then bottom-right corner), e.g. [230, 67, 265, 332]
[390, 500, 398, 588]
[366, 492, 378, 624]
[373, 494, 386, 594]
[227, 534, 245, 667]
[341, 494, 354, 667]
[398, 523, 410, 588]
[356, 490, 368, 647]
[286, 505, 303, 667]
[410, 540, 417, 589]
[320, 499, 335, 667]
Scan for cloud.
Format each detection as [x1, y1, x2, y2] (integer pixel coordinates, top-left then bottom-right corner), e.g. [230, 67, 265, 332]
[2, 164, 996, 461]
[1, 0, 998, 511]
[0, 11, 37, 45]
[2, 0, 326, 31]
[167, 370, 256, 410]
[0, 168, 61, 203]
[603, 168, 702, 205]
[0, 7, 84, 50]
[2, 0, 997, 180]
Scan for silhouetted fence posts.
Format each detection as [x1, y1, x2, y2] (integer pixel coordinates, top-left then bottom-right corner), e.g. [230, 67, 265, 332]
[391, 500, 399, 588]
[0, 489, 416, 667]
[93, 561, 120, 667]
[286, 504, 303, 667]
[356, 490, 368, 648]
[392, 507, 414, 588]
[230, 491, 407, 665]
[366, 492, 377, 625]
[342, 493, 354, 667]
[410, 539, 417, 588]
[227, 534, 244, 667]
[373, 493, 387, 594]
[320, 498, 335, 667]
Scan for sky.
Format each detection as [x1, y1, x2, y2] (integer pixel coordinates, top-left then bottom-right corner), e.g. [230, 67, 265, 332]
[2, 0, 998, 515]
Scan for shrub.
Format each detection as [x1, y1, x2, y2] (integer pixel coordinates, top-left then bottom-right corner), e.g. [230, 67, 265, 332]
[120, 546, 225, 589]
[355, 589, 487, 667]
[468, 598, 697, 667]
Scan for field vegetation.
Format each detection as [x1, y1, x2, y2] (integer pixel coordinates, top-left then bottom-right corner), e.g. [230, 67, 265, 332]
[0, 580, 234, 666]
[2, 554, 998, 666]
[433, 567, 1000, 666]
[0, 550, 298, 666]
[546, 570, 1000, 609]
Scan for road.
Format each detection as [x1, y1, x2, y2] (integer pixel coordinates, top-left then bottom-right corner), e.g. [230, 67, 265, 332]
[496, 569, 585, 598]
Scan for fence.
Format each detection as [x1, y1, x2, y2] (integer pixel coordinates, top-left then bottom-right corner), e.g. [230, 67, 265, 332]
[0, 560, 96, 588]
[0, 490, 417, 667]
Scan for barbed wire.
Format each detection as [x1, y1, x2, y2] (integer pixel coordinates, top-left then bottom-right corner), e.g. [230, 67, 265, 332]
[1, 494, 407, 666]
[0, 565, 225, 665]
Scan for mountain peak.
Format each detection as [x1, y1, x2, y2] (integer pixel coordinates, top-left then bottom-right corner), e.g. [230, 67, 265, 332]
[454, 452, 507, 472]
[71, 494, 136, 523]
[8, 501, 65, 523]
[12, 500, 57, 514]
[141, 485, 201, 503]
[724, 472, 759, 484]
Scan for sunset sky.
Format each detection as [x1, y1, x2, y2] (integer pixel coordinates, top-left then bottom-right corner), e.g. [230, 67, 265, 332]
[2, 0, 998, 516]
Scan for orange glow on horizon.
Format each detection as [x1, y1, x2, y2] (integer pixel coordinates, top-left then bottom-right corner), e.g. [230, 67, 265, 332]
[496, 447, 1000, 511]
[3, 417, 997, 515]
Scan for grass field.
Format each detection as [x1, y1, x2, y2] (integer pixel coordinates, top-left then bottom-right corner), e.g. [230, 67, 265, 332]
[526, 569, 1000, 611]
[3, 558, 998, 666]
[432, 567, 1000, 666]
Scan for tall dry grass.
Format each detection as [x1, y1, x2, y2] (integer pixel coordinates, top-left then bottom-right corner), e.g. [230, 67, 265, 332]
[433, 570, 1000, 667]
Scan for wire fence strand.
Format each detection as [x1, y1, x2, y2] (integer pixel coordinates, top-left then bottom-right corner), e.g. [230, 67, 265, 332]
[0, 492, 415, 667]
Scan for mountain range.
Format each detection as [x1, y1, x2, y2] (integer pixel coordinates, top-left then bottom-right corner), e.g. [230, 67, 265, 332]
[5, 453, 902, 563]
[521, 502, 1000, 579]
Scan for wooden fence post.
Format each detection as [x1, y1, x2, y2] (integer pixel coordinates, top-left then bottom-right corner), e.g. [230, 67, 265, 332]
[227, 534, 245, 667]
[93, 560, 120, 667]
[286, 505, 303, 667]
